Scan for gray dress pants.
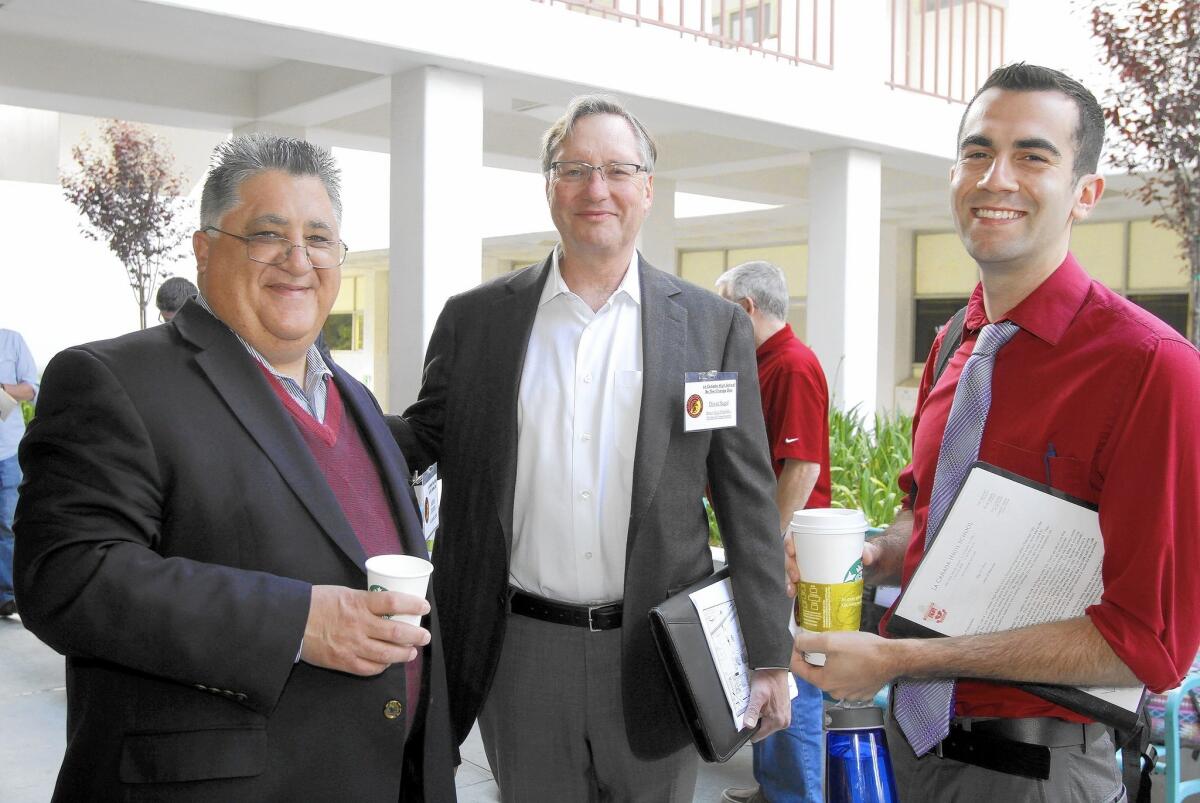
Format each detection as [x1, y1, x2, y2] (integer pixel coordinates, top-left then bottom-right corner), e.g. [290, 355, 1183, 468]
[884, 704, 1127, 802]
[478, 610, 699, 803]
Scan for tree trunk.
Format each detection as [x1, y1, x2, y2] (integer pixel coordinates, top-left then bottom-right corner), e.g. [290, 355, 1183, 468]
[1191, 234, 1200, 348]
[139, 301, 147, 331]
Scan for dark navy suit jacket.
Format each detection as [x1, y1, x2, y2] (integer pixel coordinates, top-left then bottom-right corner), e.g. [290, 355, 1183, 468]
[15, 301, 456, 802]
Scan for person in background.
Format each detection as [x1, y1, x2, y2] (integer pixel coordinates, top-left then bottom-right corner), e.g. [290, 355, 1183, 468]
[717, 260, 830, 803]
[155, 275, 199, 322]
[0, 327, 37, 618]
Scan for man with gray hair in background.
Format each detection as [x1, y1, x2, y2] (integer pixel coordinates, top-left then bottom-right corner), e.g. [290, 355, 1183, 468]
[394, 94, 793, 801]
[15, 134, 455, 801]
[716, 261, 830, 803]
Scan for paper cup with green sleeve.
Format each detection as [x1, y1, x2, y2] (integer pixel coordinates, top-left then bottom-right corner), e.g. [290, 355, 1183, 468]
[790, 508, 867, 666]
[365, 554, 434, 625]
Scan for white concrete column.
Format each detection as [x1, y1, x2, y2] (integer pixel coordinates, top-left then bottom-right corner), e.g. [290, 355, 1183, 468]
[388, 67, 483, 412]
[0, 107, 59, 183]
[876, 223, 914, 412]
[831, 0, 889, 89]
[806, 148, 882, 414]
[639, 177, 676, 273]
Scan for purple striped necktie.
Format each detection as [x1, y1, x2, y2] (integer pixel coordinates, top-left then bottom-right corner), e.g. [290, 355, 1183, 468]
[893, 319, 1020, 756]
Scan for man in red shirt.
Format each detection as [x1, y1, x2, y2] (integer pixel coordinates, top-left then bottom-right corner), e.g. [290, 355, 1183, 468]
[717, 260, 830, 803]
[792, 63, 1200, 800]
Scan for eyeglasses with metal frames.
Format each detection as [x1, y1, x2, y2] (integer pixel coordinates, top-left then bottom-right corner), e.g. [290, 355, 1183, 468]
[202, 226, 349, 269]
[548, 161, 648, 184]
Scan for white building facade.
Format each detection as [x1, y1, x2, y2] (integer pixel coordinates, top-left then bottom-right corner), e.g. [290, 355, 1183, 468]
[0, 0, 1189, 413]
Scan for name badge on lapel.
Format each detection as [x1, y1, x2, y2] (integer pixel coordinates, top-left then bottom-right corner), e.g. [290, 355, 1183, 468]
[684, 371, 738, 432]
[411, 462, 441, 554]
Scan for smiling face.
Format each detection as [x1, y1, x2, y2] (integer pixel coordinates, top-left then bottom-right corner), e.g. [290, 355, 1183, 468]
[951, 88, 1104, 280]
[546, 113, 654, 263]
[193, 170, 340, 370]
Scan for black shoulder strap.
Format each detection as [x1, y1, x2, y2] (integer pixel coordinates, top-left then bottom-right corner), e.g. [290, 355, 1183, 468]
[1114, 708, 1155, 803]
[910, 305, 969, 504]
[932, 305, 969, 386]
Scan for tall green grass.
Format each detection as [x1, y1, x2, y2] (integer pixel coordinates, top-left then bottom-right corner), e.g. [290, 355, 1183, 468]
[829, 407, 912, 527]
[707, 406, 913, 545]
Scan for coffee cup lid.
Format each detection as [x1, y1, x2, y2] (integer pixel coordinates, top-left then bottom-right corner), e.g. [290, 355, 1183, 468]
[789, 507, 868, 535]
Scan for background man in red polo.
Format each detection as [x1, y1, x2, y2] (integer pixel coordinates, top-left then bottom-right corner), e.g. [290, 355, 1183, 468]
[717, 260, 831, 803]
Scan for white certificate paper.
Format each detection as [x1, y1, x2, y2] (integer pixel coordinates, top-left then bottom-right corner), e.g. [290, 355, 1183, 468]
[891, 463, 1143, 721]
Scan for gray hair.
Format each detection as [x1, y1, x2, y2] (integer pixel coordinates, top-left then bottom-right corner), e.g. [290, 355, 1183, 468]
[199, 134, 342, 230]
[715, 261, 790, 320]
[540, 94, 657, 174]
[155, 276, 199, 313]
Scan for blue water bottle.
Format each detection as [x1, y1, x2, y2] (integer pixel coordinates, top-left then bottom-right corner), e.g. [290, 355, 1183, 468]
[825, 704, 899, 803]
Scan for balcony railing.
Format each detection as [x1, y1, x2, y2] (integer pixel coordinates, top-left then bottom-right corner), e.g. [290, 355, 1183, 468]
[888, 0, 1005, 103]
[532, 0, 835, 68]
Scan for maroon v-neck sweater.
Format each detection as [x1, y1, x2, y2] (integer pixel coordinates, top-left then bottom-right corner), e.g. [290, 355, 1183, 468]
[260, 367, 421, 730]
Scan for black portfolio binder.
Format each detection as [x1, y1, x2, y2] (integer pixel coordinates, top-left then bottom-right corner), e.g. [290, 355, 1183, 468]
[648, 567, 758, 762]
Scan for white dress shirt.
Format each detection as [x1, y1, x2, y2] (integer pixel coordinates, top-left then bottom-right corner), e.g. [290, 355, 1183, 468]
[510, 249, 644, 604]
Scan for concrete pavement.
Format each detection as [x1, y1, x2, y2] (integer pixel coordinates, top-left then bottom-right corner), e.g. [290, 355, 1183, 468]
[0, 613, 754, 802]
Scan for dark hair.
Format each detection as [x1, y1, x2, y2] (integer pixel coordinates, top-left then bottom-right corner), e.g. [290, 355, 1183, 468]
[200, 134, 342, 229]
[958, 62, 1104, 178]
[155, 276, 199, 313]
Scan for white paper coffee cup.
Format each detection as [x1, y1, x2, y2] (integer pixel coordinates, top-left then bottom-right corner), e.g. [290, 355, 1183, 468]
[790, 508, 867, 666]
[365, 554, 434, 625]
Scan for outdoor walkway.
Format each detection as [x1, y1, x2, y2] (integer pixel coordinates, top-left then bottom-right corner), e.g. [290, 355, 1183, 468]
[0, 613, 754, 801]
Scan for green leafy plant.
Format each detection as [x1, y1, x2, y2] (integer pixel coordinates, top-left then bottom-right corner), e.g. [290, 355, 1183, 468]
[706, 406, 913, 546]
[702, 496, 722, 547]
[828, 406, 913, 527]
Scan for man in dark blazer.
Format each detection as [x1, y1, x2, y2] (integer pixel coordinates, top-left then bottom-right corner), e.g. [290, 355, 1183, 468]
[396, 96, 793, 802]
[14, 135, 456, 802]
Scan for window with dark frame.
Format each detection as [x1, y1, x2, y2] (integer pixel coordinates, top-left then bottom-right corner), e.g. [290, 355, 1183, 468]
[321, 312, 362, 351]
[914, 297, 971, 364]
[1127, 293, 1189, 338]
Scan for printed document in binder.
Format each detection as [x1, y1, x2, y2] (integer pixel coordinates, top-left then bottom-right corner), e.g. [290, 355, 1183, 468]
[690, 577, 798, 729]
[888, 462, 1143, 728]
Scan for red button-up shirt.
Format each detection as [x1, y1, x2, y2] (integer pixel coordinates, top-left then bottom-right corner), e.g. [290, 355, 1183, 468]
[886, 254, 1200, 720]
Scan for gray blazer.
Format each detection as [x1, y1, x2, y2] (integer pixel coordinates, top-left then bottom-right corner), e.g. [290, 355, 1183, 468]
[397, 253, 791, 759]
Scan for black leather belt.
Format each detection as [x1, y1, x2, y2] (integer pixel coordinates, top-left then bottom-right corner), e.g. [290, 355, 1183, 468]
[509, 589, 623, 631]
[934, 718, 1107, 780]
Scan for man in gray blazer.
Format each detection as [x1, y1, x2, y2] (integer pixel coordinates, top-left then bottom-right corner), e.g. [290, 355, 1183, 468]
[397, 95, 792, 802]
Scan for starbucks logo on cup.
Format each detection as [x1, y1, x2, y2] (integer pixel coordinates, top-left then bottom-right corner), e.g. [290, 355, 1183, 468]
[369, 584, 386, 593]
[843, 558, 863, 583]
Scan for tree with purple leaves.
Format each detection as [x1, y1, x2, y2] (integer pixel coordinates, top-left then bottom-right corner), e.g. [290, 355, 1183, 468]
[61, 120, 191, 329]
[1090, 0, 1200, 345]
